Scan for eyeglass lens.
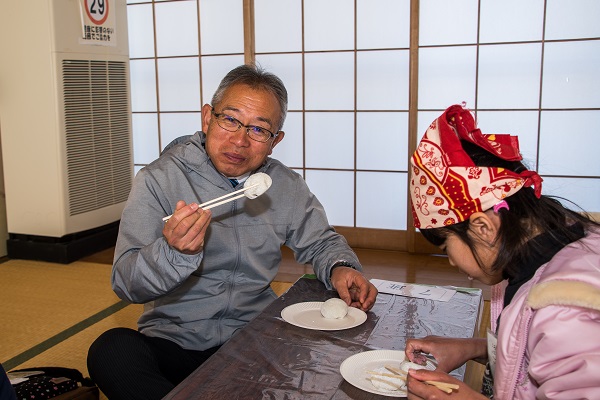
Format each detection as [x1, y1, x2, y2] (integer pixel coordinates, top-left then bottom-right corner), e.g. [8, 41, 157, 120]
[213, 111, 273, 143]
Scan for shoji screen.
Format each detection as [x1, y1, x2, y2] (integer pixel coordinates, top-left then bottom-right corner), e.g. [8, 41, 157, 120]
[418, 0, 600, 218]
[255, 0, 411, 232]
[126, 0, 599, 251]
[126, 0, 244, 175]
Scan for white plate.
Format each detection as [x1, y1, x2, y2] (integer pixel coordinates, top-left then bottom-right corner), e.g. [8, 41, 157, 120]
[280, 301, 367, 330]
[339, 350, 436, 397]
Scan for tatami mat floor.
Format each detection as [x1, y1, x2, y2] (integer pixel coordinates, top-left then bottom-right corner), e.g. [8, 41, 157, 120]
[1, 246, 489, 399]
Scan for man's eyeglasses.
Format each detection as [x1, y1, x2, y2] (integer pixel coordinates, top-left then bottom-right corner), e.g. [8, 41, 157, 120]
[211, 108, 278, 143]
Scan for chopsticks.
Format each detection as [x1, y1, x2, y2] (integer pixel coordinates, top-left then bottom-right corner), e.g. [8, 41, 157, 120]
[384, 365, 406, 376]
[379, 364, 459, 394]
[162, 183, 259, 221]
[424, 380, 460, 394]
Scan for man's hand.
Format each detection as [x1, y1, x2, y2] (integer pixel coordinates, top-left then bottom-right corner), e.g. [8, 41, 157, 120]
[331, 267, 378, 311]
[162, 200, 211, 254]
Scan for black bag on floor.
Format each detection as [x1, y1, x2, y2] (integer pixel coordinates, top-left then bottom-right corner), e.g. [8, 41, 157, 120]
[9, 367, 96, 400]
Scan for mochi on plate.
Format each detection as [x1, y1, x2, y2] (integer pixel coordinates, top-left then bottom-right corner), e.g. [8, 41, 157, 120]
[320, 298, 348, 319]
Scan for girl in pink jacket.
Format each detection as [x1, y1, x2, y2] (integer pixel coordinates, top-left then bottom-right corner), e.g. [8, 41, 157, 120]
[405, 104, 600, 399]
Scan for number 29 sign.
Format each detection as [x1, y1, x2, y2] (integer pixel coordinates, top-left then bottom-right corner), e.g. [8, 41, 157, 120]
[79, 0, 117, 46]
[85, 0, 109, 25]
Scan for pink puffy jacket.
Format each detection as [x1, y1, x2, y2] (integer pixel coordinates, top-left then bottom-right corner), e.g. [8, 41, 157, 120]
[492, 230, 600, 399]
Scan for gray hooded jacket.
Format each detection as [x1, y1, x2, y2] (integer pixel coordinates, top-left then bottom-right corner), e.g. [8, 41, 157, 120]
[112, 132, 362, 350]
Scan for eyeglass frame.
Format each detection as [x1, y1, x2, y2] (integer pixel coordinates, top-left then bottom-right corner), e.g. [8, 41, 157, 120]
[210, 107, 279, 143]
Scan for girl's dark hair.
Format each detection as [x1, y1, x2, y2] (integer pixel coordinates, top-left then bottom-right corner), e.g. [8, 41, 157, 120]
[420, 140, 599, 278]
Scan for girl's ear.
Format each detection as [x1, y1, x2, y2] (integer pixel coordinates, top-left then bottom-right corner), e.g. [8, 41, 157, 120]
[468, 211, 500, 244]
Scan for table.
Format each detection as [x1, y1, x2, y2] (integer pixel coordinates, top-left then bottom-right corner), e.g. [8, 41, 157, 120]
[164, 276, 483, 399]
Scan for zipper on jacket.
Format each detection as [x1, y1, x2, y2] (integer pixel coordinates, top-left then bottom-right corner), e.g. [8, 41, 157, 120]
[217, 192, 242, 344]
[505, 308, 533, 399]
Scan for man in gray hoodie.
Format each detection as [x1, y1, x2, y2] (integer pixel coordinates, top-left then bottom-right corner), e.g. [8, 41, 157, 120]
[87, 64, 378, 400]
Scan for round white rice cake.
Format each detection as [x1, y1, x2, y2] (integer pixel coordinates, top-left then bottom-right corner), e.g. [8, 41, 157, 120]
[320, 298, 348, 319]
[244, 172, 272, 199]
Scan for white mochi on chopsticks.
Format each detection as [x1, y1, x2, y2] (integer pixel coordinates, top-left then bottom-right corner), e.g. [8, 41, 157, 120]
[244, 172, 272, 199]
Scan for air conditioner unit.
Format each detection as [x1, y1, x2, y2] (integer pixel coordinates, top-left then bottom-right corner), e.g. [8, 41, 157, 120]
[0, 0, 133, 262]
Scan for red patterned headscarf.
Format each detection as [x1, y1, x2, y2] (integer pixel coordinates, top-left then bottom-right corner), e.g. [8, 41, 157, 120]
[410, 104, 543, 229]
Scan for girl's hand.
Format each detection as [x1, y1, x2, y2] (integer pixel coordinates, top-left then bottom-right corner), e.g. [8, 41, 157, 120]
[405, 336, 487, 373]
[407, 369, 486, 400]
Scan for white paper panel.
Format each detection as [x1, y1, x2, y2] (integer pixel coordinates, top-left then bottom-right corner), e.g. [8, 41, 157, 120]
[305, 170, 355, 227]
[255, 53, 303, 111]
[304, 0, 354, 51]
[255, 0, 302, 52]
[155, 1, 198, 57]
[416, 112, 441, 144]
[545, 0, 600, 40]
[357, 112, 408, 171]
[157, 57, 201, 111]
[542, 177, 600, 213]
[127, 3, 155, 58]
[419, 0, 478, 45]
[200, 55, 246, 106]
[357, 50, 409, 110]
[418, 46, 477, 109]
[305, 52, 354, 110]
[305, 113, 354, 169]
[132, 113, 160, 165]
[538, 110, 600, 176]
[199, 0, 244, 54]
[477, 43, 542, 109]
[271, 112, 303, 169]
[479, 0, 544, 43]
[357, 172, 407, 229]
[357, 0, 410, 49]
[130, 59, 157, 112]
[542, 41, 600, 109]
[159, 112, 202, 151]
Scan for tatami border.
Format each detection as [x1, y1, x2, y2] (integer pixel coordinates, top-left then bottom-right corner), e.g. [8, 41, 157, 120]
[3, 300, 129, 371]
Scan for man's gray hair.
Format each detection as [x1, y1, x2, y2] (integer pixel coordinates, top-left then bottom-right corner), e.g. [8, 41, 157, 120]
[211, 64, 288, 132]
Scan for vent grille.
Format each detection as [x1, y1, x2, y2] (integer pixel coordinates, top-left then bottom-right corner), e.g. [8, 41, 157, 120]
[63, 60, 132, 216]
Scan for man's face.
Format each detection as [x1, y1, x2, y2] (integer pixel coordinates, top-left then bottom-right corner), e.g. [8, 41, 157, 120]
[202, 83, 285, 178]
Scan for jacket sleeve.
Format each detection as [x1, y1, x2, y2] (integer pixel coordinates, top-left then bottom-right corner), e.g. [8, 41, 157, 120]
[527, 302, 600, 399]
[284, 177, 362, 289]
[111, 168, 203, 304]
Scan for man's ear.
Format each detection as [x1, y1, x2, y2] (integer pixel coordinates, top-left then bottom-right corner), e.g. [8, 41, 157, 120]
[468, 211, 499, 244]
[268, 131, 285, 155]
[201, 104, 212, 132]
